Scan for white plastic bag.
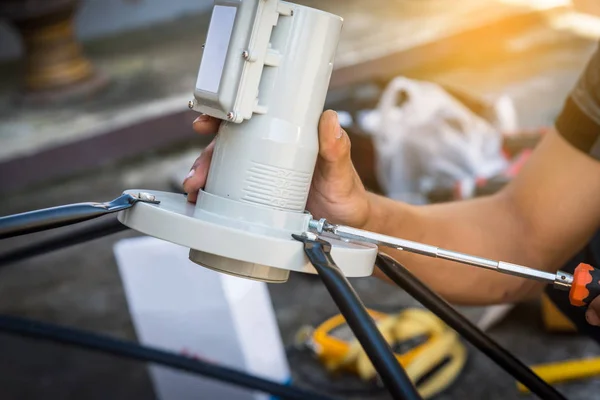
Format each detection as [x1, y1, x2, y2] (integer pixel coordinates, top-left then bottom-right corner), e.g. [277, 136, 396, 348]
[362, 77, 508, 204]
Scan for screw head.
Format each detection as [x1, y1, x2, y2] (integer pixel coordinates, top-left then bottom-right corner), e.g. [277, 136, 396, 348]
[242, 50, 250, 60]
[188, 100, 195, 110]
[290, 10, 294, 16]
[201, 43, 205, 49]
[226, 112, 234, 120]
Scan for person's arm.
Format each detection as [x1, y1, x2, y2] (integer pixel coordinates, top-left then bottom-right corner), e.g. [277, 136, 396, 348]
[368, 129, 600, 305]
[369, 42, 600, 306]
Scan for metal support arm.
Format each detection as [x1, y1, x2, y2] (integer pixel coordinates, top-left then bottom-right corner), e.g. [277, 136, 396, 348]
[0, 192, 157, 240]
[0, 218, 129, 267]
[293, 233, 422, 400]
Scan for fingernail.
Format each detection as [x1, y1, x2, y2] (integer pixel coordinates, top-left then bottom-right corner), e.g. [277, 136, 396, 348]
[586, 309, 600, 326]
[193, 114, 210, 124]
[334, 112, 343, 139]
[184, 169, 195, 181]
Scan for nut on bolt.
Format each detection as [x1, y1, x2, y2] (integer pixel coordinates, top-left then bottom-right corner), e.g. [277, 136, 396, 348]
[309, 218, 327, 233]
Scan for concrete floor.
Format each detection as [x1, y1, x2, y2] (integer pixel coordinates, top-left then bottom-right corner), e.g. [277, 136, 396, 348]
[1, 4, 600, 400]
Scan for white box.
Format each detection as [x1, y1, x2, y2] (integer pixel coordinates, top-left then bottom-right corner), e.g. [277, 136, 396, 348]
[114, 236, 290, 400]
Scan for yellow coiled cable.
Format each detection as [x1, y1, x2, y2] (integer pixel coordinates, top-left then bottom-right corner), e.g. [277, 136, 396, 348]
[305, 308, 467, 399]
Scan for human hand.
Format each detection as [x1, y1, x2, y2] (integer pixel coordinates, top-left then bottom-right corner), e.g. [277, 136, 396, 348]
[182, 110, 372, 229]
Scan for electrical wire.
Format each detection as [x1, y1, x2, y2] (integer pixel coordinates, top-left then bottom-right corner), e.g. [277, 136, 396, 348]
[0, 218, 129, 268]
[375, 253, 567, 400]
[0, 315, 335, 400]
[297, 235, 422, 400]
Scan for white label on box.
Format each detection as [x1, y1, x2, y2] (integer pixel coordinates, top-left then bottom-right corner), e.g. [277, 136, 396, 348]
[196, 5, 237, 93]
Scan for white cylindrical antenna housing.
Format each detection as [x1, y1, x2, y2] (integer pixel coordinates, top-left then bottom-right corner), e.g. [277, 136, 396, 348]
[189, 2, 341, 281]
[118, 1, 377, 283]
[204, 8, 340, 211]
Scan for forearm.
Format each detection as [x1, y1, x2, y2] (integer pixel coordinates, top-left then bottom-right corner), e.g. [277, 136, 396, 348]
[361, 126, 600, 305]
[364, 191, 546, 305]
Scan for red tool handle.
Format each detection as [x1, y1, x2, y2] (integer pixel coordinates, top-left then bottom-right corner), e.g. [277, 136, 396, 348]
[569, 263, 600, 307]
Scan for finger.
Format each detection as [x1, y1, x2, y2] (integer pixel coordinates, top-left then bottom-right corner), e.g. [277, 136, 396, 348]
[192, 114, 222, 135]
[183, 139, 216, 203]
[586, 297, 600, 326]
[317, 110, 354, 181]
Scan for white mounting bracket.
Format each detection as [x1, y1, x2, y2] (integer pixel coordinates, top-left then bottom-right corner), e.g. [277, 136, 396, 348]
[191, 0, 291, 123]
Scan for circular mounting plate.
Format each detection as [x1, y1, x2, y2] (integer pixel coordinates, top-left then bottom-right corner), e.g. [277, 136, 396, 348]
[117, 190, 377, 278]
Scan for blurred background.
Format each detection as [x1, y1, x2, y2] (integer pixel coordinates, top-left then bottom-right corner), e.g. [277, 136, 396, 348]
[0, 0, 599, 399]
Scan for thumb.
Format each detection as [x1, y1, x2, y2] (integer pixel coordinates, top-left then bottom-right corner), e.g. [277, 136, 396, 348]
[317, 110, 354, 181]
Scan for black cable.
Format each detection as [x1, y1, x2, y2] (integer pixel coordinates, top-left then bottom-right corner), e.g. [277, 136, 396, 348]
[0, 315, 335, 400]
[375, 253, 566, 400]
[295, 235, 422, 400]
[0, 218, 129, 267]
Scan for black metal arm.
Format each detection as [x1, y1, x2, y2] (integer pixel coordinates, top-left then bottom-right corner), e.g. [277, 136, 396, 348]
[0, 218, 129, 267]
[0, 193, 156, 240]
[375, 252, 566, 400]
[293, 233, 422, 400]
